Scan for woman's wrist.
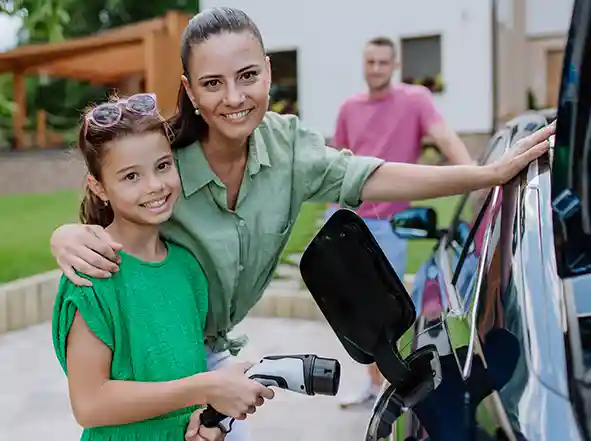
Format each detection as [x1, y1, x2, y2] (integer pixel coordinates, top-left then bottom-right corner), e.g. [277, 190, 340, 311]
[480, 163, 502, 188]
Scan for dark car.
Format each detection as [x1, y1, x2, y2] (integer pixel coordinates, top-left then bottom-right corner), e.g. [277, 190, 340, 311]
[376, 1, 591, 440]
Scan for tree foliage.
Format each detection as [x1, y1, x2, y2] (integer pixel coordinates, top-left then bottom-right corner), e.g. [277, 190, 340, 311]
[0, 0, 198, 145]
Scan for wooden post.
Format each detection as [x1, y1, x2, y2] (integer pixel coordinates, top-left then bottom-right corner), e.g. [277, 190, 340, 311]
[36, 110, 47, 148]
[12, 71, 26, 149]
[144, 30, 176, 118]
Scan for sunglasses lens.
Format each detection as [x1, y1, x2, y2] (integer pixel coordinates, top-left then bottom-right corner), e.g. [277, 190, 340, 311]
[128, 94, 156, 113]
[92, 104, 121, 126]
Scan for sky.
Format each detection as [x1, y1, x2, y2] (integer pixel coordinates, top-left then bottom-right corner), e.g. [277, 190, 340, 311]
[0, 14, 21, 51]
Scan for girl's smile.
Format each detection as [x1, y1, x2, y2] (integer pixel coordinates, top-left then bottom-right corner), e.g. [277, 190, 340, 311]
[140, 194, 173, 214]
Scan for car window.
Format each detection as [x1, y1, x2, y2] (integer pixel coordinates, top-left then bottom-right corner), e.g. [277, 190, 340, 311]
[451, 189, 504, 306]
[442, 187, 502, 385]
[577, 316, 591, 374]
[446, 186, 493, 278]
[479, 212, 527, 437]
[455, 185, 529, 437]
[446, 191, 485, 272]
[446, 132, 506, 278]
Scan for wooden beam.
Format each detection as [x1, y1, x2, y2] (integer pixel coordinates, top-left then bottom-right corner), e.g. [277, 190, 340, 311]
[27, 43, 144, 83]
[28, 66, 134, 85]
[12, 71, 26, 149]
[0, 16, 170, 73]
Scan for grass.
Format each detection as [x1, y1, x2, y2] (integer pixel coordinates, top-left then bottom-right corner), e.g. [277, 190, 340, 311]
[0, 190, 81, 284]
[280, 202, 326, 265]
[406, 196, 460, 273]
[0, 190, 460, 284]
[0, 192, 330, 283]
[279, 197, 460, 273]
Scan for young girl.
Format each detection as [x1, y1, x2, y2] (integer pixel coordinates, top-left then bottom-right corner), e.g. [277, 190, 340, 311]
[51, 93, 273, 441]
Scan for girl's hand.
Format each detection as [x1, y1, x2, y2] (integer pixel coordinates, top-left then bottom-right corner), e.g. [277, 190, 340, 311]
[50, 224, 123, 286]
[185, 409, 226, 441]
[490, 121, 556, 185]
[203, 362, 274, 420]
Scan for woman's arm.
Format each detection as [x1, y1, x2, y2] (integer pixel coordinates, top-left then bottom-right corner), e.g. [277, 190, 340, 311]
[66, 312, 271, 428]
[360, 162, 496, 202]
[361, 121, 555, 202]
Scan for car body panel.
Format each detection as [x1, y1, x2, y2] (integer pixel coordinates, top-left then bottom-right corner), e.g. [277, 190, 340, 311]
[376, 1, 591, 438]
[388, 110, 587, 441]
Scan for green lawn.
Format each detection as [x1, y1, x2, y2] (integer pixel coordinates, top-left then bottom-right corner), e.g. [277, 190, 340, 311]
[280, 202, 326, 265]
[406, 196, 459, 273]
[0, 190, 460, 284]
[0, 190, 82, 283]
[280, 197, 460, 273]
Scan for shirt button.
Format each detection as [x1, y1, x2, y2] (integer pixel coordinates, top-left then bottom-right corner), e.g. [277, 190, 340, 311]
[238, 220, 245, 227]
[238, 264, 244, 272]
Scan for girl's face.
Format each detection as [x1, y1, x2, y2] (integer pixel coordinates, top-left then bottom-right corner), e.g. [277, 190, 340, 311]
[90, 131, 181, 226]
[182, 31, 271, 143]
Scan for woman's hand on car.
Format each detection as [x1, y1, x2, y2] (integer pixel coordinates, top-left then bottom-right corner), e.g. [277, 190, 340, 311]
[491, 120, 556, 185]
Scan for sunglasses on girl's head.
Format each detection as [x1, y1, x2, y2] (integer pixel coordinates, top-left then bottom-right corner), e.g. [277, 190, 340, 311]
[85, 93, 158, 128]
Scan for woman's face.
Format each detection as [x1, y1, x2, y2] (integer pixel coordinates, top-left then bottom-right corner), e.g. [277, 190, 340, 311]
[183, 31, 271, 143]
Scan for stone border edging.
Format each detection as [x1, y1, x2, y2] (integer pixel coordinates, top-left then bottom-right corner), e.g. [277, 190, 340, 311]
[0, 270, 62, 334]
[0, 270, 415, 335]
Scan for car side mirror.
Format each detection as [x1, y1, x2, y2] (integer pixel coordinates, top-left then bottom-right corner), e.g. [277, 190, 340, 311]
[390, 207, 440, 240]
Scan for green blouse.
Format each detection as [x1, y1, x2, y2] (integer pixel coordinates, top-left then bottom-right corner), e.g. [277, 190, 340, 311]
[161, 112, 384, 353]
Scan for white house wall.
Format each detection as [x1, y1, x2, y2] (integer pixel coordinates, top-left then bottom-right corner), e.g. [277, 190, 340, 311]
[526, 0, 574, 37]
[201, 0, 493, 137]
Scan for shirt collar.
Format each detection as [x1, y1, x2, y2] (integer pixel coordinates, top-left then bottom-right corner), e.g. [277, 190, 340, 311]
[176, 140, 216, 199]
[176, 128, 271, 199]
[246, 128, 270, 175]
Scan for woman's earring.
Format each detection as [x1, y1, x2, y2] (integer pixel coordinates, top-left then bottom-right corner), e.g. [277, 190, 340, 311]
[104, 200, 110, 207]
[195, 108, 200, 116]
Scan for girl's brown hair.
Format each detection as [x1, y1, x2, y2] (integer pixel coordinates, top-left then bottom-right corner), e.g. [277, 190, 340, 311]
[78, 95, 172, 228]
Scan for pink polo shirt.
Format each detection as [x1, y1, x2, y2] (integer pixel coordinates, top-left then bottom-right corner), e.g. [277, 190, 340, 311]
[332, 84, 443, 219]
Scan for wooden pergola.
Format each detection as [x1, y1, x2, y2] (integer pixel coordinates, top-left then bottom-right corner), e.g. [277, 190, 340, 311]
[0, 11, 191, 149]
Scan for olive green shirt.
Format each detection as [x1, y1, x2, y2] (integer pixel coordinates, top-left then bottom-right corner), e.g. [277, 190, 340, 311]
[161, 112, 384, 353]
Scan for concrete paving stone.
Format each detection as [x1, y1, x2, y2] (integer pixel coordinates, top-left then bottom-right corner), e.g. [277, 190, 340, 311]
[266, 278, 301, 292]
[274, 264, 302, 280]
[286, 253, 304, 266]
[0, 317, 372, 441]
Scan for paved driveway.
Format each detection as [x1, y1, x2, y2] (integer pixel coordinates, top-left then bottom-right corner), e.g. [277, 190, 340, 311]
[0, 317, 371, 441]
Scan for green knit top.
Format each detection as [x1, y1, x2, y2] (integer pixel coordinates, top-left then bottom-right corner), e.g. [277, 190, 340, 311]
[52, 241, 209, 440]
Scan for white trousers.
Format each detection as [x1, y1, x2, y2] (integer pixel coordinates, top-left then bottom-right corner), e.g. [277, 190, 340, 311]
[206, 348, 251, 441]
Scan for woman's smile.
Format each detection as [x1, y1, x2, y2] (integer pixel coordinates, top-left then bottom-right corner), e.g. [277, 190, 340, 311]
[221, 108, 253, 123]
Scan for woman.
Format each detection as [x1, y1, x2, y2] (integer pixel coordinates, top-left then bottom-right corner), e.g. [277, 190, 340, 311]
[50, 7, 555, 440]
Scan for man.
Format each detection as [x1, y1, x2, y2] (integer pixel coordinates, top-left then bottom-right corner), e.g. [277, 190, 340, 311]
[332, 36, 473, 409]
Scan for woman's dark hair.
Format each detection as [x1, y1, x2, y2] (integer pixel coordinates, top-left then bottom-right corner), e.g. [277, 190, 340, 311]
[169, 7, 265, 149]
[79, 96, 171, 228]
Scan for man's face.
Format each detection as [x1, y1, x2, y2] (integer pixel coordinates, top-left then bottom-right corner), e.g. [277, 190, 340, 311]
[363, 43, 397, 92]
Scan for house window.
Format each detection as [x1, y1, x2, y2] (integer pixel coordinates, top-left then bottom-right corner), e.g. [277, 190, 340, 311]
[268, 50, 299, 117]
[401, 35, 443, 93]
